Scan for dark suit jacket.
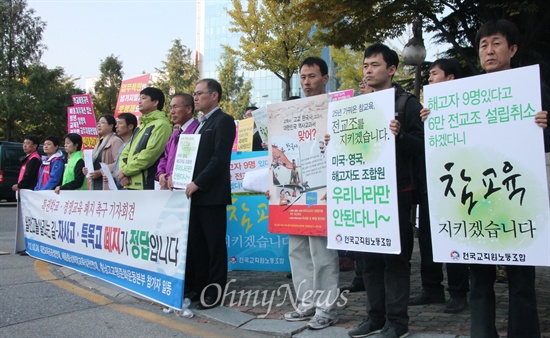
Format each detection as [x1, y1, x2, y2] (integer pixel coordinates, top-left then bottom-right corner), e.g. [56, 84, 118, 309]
[252, 131, 263, 151]
[192, 108, 236, 206]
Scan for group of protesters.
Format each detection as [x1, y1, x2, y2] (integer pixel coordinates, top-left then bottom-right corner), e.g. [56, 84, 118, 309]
[11, 18, 549, 338]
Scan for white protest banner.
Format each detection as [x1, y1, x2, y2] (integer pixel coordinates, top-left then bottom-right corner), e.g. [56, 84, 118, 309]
[424, 65, 550, 266]
[326, 89, 400, 253]
[20, 190, 190, 309]
[172, 134, 200, 189]
[251, 107, 268, 143]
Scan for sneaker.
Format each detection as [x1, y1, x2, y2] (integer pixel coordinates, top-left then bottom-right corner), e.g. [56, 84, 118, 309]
[444, 297, 468, 314]
[307, 314, 338, 330]
[409, 290, 445, 305]
[348, 318, 385, 338]
[283, 308, 315, 322]
[369, 323, 409, 338]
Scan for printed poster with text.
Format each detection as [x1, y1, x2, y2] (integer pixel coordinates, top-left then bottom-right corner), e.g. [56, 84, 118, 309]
[424, 65, 550, 266]
[267, 94, 328, 236]
[326, 89, 400, 253]
[67, 94, 99, 150]
[237, 118, 255, 152]
[172, 134, 201, 189]
[20, 190, 190, 309]
[252, 107, 268, 142]
[114, 74, 150, 117]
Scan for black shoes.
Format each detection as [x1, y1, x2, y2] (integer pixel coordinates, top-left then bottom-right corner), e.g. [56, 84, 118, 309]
[444, 297, 468, 313]
[193, 295, 221, 310]
[184, 291, 200, 302]
[409, 291, 445, 306]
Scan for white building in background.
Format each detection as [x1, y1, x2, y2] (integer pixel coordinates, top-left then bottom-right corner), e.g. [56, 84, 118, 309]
[196, 0, 337, 109]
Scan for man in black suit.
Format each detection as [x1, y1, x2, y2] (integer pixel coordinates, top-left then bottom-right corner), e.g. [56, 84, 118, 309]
[185, 78, 236, 309]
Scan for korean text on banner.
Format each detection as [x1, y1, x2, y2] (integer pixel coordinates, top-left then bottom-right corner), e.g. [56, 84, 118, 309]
[424, 65, 550, 266]
[67, 94, 98, 150]
[226, 195, 290, 271]
[20, 190, 190, 309]
[237, 118, 255, 152]
[230, 151, 269, 193]
[267, 94, 328, 236]
[172, 134, 201, 189]
[326, 89, 400, 254]
[115, 74, 150, 117]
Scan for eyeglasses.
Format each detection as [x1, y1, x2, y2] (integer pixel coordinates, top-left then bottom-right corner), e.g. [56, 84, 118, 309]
[169, 104, 191, 110]
[193, 91, 210, 97]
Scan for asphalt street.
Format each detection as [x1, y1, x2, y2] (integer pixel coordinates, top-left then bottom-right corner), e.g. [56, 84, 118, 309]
[0, 203, 269, 338]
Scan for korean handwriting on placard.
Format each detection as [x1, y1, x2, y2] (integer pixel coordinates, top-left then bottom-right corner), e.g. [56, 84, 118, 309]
[440, 161, 525, 214]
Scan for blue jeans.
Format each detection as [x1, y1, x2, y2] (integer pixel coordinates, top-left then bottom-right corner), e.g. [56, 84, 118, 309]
[470, 264, 540, 338]
[361, 191, 413, 330]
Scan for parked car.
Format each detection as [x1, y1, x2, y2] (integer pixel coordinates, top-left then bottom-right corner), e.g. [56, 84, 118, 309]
[0, 141, 27, 201]
[0, 141, 66, 202]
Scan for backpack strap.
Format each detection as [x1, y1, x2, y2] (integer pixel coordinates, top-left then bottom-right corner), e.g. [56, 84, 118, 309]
[395, 92, 412, 125]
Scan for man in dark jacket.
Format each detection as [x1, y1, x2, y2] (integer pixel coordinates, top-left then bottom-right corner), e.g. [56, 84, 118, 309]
[12, 135, 41, 192]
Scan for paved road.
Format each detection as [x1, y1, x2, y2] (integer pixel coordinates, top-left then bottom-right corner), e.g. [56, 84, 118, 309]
[0, 204, 268, 338]
[2, 202, 550, 337]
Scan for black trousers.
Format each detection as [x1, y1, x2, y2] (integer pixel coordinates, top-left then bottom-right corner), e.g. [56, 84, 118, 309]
[187, 203, 228, 300]
[418, 192, 469, 297]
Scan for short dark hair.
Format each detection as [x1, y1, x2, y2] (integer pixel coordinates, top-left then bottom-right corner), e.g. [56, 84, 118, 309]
[172, 93, 195, 112]
[430, 58, 462, 79]
[364, 43, 399, 69]
[64, 133, 83, 151]
[117, 113, 138, 130]
[140, 87, 165, 110]
[287, 96, 301, 101]
[245, 106, 258, 112]
[24, 135, 40, 146]
[44, 135, 60, 147]
[300, 57, 328, 76]
[99, 114, 117, 133]
[199, 79, 223, 103]
[476, 19, 520, 50]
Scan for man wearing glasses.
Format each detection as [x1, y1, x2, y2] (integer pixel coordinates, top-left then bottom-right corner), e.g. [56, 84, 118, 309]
[156, 93, 199, 190]
[185, 79, 236, 309]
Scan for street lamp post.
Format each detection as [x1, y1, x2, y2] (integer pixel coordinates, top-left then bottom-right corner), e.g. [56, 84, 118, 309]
[402, 18, 427, 98]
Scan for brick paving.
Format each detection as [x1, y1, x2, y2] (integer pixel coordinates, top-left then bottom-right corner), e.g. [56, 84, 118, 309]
[224, 239, 550, 337]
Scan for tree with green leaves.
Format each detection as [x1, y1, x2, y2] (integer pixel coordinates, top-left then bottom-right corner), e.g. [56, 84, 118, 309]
[153, 39, 199, 111]
[217, 51, 253, 120]
[0, 0, 46, 140]
[226, 0, 321, 100]
[298, 0, 550, 82]
[92, 54, 123, 117]
[330, 47, 364, 93]
[18, 65, 83, 140]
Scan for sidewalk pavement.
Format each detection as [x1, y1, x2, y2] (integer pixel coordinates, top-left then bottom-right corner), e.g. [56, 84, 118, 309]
[54, 238, 550, 338]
